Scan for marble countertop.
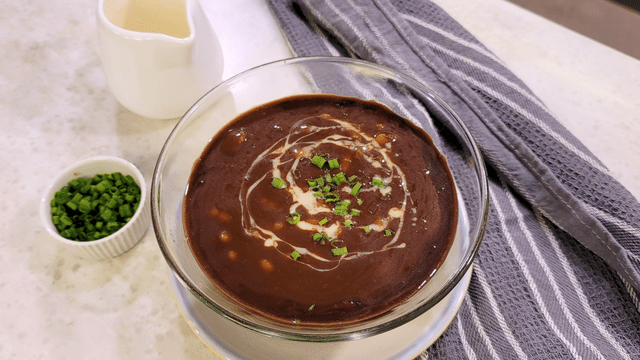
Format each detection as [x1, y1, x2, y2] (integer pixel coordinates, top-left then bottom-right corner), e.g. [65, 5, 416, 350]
[1, 0, 639, 359]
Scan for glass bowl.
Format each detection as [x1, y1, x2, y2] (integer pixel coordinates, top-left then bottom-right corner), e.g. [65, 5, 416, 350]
[151, 57, 488, 342]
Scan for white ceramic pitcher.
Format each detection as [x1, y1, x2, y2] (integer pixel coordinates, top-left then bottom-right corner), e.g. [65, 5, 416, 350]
[97, 0, 224, 119]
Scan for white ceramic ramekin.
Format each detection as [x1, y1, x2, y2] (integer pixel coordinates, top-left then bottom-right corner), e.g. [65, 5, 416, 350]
[40, 156, 150, 260]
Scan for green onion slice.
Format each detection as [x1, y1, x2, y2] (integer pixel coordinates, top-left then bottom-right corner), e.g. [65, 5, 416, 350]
[291, 250, 301, 261]
[350, 182, 362, 196]
[331, 247, 348, 256]
[78, 198, 92, 214]
[272, 177, 285, 189]
[328, 158, 340, 170]
[287, 212, 301, 225]
[323, 192, 340, 202]
[372, 178, 386, 188]
[311, 155, 326, 168]
[318, 218, 328, 226]
[333, 200, 350, 215]
[332, 172, 347, 185]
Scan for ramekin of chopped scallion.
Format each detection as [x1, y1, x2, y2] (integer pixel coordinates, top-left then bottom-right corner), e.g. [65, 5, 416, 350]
[51, 172, 141, 241]
[40, 156, 150, 260]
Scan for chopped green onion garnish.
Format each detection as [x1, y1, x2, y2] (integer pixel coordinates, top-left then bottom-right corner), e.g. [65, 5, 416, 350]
[328, 158, 340, 169]
[323, 192, 340, 203]
[78, 198, 92, 214]
[315, 177, 325, 186]
[350, 209, 361, 216]
[123, 175, 134, 185]
[336, 200, 350, 207]
[106, 222, 119, 232]
[308, 304, 315, 311]
[313, 232, 324, 241]
[291, 250, 301, 261]
[364, 226, 371, 234]
[350, 182, 362, 196]
[313, 192, 323, 197]
[119, 204, 133, 218]
[98, 193, 110, 205]
[372, 178, 386, 188]
[357, 198, 364, 206]
[51, 172, 142, 242]
[318, 218, 328, 226]
[332, 172, 347, 185]
[100, 208, 113, 222]
[385, 229, 394, 236]
[331, 247, 348, 256]
[70, 192, 83, 204]
[66, 201, 78, 211]
[325, 173, 332, 183]
[272, 177, 285, 189]
[311, 155, 326, 168]
[95, 180, 110, 194]
[344, 220, 353, 227]
[60, 215, 73, 227]
[333, 200, 350, 215]
[323, 185, 331, 193]
[348, 175, 357, 183]
[307, 179, 316, 187]
[105, 197, 118, 209]
[287, 212, 301, 225]
[68, 178, 80, 190]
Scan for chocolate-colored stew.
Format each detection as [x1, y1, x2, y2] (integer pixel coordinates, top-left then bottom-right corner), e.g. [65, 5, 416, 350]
[184, 95, 457, 324]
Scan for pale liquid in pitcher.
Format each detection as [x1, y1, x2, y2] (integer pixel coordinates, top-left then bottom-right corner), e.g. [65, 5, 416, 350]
[106, 0, 190, 38]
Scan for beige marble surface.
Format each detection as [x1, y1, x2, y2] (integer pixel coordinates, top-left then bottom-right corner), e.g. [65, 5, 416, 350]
[0, 0, 638, 359]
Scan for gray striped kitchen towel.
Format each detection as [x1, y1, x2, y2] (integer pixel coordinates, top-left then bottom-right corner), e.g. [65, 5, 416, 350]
[267, 0, 640, 358]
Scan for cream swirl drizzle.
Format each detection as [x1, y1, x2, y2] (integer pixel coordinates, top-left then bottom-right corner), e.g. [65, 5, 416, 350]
[239, 115, 411, 272]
